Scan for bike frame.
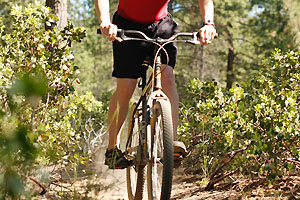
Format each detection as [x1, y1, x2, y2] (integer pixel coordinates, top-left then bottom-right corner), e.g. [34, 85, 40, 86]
[121, 30, 201, 166]
[125, 44, 165, 166]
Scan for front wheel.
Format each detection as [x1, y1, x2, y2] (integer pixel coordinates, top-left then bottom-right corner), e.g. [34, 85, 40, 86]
[147, 99, 174, 200]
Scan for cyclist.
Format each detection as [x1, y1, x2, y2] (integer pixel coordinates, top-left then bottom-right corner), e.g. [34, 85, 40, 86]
[95, 0, 217, 169]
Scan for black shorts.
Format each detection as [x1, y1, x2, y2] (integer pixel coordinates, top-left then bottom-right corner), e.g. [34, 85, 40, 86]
[112, 12, 179, 79]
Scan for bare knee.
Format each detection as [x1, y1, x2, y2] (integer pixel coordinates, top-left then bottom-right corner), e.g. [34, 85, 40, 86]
[115, 78, 137, 103]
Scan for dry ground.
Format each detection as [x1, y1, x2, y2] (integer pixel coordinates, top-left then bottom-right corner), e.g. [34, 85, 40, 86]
[31, 147, 300, 200]
[34, 165, 300, 200]
[171, 170, 300, 200]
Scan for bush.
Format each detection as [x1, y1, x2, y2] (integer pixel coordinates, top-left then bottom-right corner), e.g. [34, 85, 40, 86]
[179, 49, 300, 184]
[0, 2, 108, 198]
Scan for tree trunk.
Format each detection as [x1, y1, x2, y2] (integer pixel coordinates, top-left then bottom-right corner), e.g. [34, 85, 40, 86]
[226, 31, 234, 89]
[190, 45, 204, 81]
[46, 0, 67, 29]
[199, 45, 204, 81]
[168, 0, 173, 14]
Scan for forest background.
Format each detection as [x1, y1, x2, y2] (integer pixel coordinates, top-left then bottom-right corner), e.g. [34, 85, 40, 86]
[0, 0, 299, 199]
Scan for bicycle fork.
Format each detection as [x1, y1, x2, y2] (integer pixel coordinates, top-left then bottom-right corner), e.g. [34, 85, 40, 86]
[137, 52, 164, 166]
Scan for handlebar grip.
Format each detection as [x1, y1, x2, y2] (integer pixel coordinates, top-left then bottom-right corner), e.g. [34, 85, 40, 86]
[196, 32, 218, 39]
[97, 28, 122, 36]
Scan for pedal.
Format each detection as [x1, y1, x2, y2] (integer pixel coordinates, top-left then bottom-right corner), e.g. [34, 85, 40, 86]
[173, 153, 183, 162]
[114, 166, 125, 169]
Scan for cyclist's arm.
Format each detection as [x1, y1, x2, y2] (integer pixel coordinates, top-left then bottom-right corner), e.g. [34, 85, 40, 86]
[198, 0, 216, 44]
[94, 0, 117, 41]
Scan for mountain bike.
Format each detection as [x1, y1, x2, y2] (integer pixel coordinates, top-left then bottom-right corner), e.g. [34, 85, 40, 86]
[97, 28, 201, 200]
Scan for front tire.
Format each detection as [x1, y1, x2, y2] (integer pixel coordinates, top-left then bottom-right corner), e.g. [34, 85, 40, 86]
[147, 99, 174, 200]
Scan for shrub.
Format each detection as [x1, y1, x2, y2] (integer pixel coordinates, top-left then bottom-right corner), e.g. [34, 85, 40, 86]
[0, 2, 108, 198]
[179, 49, 300, 184]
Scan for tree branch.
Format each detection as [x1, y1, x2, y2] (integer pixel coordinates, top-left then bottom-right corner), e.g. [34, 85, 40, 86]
[25, 176, 47, 195]
[210, 146, 249, 181]
[205, 170, 238, 191]
[205, 145, 249, 191]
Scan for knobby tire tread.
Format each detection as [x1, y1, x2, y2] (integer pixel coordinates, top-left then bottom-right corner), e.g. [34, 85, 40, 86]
[148, 99, 173, 200]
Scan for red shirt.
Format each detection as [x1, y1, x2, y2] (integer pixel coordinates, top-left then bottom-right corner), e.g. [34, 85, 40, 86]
[117, 0, 169, 24]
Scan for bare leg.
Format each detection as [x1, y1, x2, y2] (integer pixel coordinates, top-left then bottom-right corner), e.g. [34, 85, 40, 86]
[108, 78, 137, 150]
[161, 64, 179, 140]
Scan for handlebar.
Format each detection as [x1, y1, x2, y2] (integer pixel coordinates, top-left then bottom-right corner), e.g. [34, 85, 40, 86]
[97, 28, 215, 45]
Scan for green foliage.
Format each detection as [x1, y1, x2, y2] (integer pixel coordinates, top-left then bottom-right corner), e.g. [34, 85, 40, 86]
[36, 91, 108, 164]
[179, 49, 300, 180]
[0, 2, 108, 198]
[0, 0, 39, 30]
[71, 27, 114, 98]
[247, 0, 298, 56]
[68, 0, 119, 96]
[173, 0, 298, 89]
[1, 2, 85, 95]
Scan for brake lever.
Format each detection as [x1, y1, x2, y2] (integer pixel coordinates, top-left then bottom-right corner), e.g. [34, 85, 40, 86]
[118, 29, 126, 42]
[187, 32, 201, 45]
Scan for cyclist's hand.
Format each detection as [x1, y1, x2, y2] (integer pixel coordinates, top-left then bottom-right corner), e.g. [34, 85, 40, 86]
[199, 24, 216, 45]
[100, 22, 118, 41]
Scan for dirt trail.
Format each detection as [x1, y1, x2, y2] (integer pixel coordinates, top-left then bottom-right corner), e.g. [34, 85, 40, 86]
[90, 165, 300, 200]
[39, 146, 300, 200]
